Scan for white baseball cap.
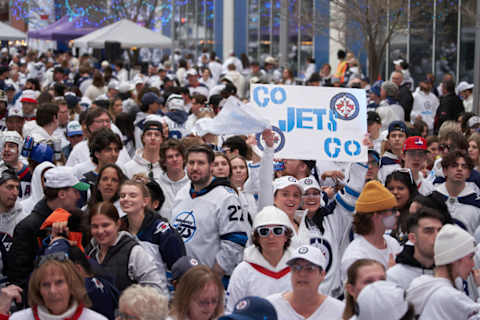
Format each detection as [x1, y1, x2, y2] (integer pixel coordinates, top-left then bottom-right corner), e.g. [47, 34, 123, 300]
[456, 81, 474, 94]
[20, 89, 39, 104]
[166, 94, 185, 111]
[66, 121, 83, 137]
[186, 68, 198, 77]
[393, 59, 404, 65]
[252, 206, 295, 231]
[118, 82, 134, 93]
[3, 130, 23, 150]
[299, 176, 321, 192]
[468, 116, 480, 128]
[273, 176, 303, 195]
[44, 167, 90, 191]
[356, 281, 409, 320]
[286, 245, 327, 270]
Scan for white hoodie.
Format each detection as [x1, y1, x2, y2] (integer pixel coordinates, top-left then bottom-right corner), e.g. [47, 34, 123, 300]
[124, 149, 163, 180]
[225, 245, 294, 312]
[411, 90, 439, 130]
[407, 275, 480, 319]
[21, 161, 55, 215]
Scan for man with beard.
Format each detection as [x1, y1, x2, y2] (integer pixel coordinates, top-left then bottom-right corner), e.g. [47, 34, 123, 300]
[170, 144, 248, 279]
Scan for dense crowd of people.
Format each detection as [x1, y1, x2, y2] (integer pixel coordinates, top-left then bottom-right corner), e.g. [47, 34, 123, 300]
[0, 45, 478, 320]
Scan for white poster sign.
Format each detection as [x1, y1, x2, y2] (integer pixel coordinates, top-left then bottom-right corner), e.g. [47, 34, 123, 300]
[251, 84, 367, 162]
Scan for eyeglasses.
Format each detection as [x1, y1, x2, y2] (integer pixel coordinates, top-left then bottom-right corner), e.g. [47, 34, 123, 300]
[115, 310, 139, 320]
[290, 263, 319, 273]
[392, 168, 414, 185]
[257, 226, 286, 237]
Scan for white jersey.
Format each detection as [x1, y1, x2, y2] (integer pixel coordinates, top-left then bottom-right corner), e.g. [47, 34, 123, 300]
[10, 305, 107, 320]
[267, 292, 345, 320]
[411, 90, 439, 130]
[297, 162, 367, 298]
[161, 115, 190, 140]
[170, 180, 249, 274]
[225, 246, 293, 312]
[0, 201, 26, 237]
[341, 234, 402, 282]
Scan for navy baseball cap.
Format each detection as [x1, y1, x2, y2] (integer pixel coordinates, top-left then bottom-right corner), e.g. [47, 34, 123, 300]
[368, 80, 383, 97]
[141, 92, 164, 106]
[388, 121, 407, 135]
[219, 296, 277, 320]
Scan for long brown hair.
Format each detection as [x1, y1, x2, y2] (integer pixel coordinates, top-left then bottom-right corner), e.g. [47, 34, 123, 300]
[170, 265, 224, 320]
[342, 259, 385, 320]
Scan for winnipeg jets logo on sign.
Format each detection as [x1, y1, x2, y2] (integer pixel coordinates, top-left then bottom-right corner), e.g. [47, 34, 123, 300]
[173, 211, 197, 243]
[255, 126, 286, 153]
[330, 93, 360, 121]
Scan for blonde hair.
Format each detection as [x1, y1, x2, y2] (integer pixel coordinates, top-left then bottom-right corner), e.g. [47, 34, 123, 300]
[28, 259, 91, 309]
[468, 132, 480, 167]
[438, 121, 461, 140]
[170, 266, 224, 320]
[119, 285, 168, 320]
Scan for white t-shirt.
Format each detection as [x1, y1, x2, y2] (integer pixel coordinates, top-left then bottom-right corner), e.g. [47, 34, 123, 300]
[267, 292, 345, 320]
[341, 234, 402, 282]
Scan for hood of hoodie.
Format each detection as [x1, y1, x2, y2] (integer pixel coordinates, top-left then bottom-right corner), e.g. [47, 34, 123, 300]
[132, 148, 162, 170]
[21, 161, 55, 213]
[189, 177, 234, 198]
[243, 245, 294, 272]
[0, 201, 25, 235]
[435, 182, 476, 198]
[166, 109, 188, 125]
[158, 170, 189, 187]
[406, 275, 451, 315]
[396, 245, 434, 270]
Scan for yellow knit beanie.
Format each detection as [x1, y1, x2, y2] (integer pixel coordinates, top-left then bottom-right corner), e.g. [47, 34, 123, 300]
[355, 180, 398, 213]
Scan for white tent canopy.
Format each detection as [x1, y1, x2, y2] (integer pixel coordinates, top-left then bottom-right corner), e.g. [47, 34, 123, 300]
[0, 22, 26, 41]
[73, 19, 172, 49]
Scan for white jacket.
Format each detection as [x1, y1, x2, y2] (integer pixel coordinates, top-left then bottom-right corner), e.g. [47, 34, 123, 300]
[411, 90, 439, 130]
[66, 139, 131, 167]
[21, 162, 55, 215]
[297, 162, 367, 298]
[225, 246, 294, 312]
[435, 183, 480, 234]
[0, 201, 25, 236]
[377, 100, 405, 131]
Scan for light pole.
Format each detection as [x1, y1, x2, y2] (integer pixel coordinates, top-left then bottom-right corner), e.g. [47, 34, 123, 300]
[473, 0, 480, 114]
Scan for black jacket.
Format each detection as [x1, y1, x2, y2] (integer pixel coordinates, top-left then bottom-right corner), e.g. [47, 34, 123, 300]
[434, 93, 464, 134]
[398, 84, 414, 122]
[7, 198, 54, 287]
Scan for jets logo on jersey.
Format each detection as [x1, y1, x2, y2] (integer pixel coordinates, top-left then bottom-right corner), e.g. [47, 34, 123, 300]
[173, 211, 197, 242]
[154, 222, 170, 234]
[310, 237, 333, 273]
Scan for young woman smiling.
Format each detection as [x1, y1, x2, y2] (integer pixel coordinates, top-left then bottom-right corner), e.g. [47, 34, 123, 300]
[119, 180, 186, 280]
[86, 201, 167, 293]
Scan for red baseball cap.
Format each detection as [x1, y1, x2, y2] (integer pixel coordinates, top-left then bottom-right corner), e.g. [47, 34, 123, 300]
[403, 136, 427, 152]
